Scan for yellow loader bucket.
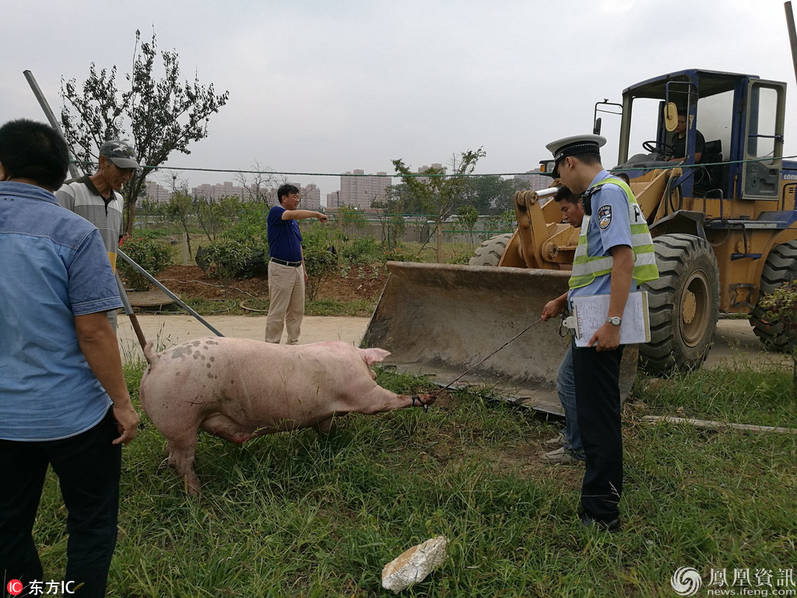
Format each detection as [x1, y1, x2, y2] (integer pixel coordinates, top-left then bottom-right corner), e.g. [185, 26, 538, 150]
[362, 262, 638, 415]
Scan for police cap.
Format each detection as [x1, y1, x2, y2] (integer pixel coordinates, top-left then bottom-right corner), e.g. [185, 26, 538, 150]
[546, 134, 606, 177]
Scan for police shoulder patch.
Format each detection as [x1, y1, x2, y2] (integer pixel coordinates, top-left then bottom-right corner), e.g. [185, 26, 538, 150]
[598, 205, 612, 230]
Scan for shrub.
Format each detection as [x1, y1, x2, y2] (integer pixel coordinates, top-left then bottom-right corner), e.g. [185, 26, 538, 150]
[222, 202, 269, 245]
[195, 239, 266, 279]
[341, 237, 382, 265]
[759, 280, 797, 354]
[449, 250, 473, 264]
[302, 223, 340, 300]
[383, 245, 415, 263]
[118, 236, 171, 290]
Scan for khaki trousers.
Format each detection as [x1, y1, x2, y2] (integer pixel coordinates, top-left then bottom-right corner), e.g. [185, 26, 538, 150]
[265, 261, 305, 344]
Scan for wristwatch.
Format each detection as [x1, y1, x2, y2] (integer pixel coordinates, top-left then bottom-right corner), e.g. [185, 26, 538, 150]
[607, 316, 622, 326]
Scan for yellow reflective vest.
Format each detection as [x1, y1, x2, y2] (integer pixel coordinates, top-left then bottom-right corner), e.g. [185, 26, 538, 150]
[568, 177, 659, 290]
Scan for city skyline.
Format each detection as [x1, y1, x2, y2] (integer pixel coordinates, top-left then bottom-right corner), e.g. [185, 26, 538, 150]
[146, 163, 548, 211]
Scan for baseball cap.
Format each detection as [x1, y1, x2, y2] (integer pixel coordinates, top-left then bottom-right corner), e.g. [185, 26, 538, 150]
[100, 140, 139, 169]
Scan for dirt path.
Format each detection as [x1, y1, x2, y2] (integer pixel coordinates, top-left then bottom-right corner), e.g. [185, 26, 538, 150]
[117, 314, 791, 371]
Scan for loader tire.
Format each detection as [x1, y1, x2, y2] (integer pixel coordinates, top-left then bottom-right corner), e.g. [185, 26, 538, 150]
[469, 233, 512, 267]
[640, 233, 720, 375]
[750, 240, 797, 352]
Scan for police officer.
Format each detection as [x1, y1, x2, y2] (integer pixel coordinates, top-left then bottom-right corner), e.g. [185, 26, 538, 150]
[541, 134, 658, 530]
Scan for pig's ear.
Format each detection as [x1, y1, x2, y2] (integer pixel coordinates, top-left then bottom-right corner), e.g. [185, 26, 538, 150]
[360, 347, 391, 366]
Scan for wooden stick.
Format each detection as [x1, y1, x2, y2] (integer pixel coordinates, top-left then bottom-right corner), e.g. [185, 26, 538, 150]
[641, 415, 796, 435]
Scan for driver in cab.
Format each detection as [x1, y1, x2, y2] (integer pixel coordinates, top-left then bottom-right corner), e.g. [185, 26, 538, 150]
[667, 113, 705, 163]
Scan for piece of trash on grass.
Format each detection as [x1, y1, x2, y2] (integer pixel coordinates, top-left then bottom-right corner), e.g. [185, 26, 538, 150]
[381, 535, 448, 593]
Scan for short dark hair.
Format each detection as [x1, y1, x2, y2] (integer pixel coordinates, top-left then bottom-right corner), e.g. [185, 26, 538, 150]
[277, 183, 300, 203]
[615, 172, 630, 184]
[0, 119, 69, 191]
[554, 185, 580, 205]
[571, 152, 601, 168]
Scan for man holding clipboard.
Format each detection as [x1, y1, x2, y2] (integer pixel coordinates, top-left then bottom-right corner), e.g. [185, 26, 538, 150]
[540, 134, 658, 531]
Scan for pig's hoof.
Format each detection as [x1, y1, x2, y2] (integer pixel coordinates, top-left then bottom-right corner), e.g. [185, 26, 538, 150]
[411, 395, 431, 412]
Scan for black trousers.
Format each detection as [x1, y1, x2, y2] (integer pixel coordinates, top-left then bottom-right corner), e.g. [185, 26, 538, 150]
[0, 408, 121, 598]
[572, 344, 624, 522]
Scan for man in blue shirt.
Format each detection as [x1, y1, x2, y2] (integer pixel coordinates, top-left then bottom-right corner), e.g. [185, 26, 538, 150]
[541, 186, 586, 466]
[266, 183, 328, 344]
[541, 134, 658, 531]
[0, 119, 140, 596]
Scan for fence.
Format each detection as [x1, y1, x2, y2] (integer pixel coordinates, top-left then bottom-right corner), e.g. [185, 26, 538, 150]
[135, 211, 516, 265]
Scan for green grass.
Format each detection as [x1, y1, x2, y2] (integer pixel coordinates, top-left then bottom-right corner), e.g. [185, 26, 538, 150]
[306, 298, 376, 317]
[31, 363, 795, 596]
[635, 363, 795, 427]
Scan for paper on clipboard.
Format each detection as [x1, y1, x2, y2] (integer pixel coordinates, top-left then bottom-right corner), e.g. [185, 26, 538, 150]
[570, 291, 651, 347]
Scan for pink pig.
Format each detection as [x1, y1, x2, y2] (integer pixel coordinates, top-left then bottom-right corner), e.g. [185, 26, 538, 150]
[139, 337, 434, 493]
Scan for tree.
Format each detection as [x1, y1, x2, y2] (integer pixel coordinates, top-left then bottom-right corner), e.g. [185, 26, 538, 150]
[195, 195, 240, 242]
[371, 200, 406, 251]
[165, 191, 194, 259]
[469, 175, 526, 214]
[236, 161, 282, 204]
[456, 205, 479, 246]
[392, 148, 486, 262]
[335, 205, 368, 240]
[60, 28, 229, 234]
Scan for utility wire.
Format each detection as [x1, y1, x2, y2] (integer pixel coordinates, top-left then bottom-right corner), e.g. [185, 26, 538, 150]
[69, 154, 797, 179]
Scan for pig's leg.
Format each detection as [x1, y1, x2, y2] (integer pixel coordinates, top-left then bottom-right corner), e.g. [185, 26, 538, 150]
[350, 387, 436, 415]
[314, 416, 335, 435]
[166, 438, 201, 495]
[200, 414, 253, 444]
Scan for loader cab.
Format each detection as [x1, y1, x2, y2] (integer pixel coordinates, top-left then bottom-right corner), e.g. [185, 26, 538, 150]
[615, 69, 786, 202]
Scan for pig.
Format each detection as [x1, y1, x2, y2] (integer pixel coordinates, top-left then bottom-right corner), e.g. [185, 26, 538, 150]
[139, 337, 435, 494]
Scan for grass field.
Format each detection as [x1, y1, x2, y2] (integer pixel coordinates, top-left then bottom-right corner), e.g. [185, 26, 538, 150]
[30, 361, 795, 597]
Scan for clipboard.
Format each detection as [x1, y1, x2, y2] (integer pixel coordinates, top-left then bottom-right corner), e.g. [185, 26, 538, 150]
[566, 291, 651, 347]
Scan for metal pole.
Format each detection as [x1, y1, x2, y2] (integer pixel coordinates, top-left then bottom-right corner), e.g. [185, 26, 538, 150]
[786, 2, 797, 85]
[23, 70, 82, 181]
[116, 274, 148, 350]
[117, 249, 224, 337]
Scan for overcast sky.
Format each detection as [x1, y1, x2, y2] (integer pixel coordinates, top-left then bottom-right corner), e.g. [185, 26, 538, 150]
[3, 0, 796, 202]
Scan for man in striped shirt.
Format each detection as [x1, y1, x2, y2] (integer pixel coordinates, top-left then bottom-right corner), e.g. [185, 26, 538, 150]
[56, 140, 138, 330]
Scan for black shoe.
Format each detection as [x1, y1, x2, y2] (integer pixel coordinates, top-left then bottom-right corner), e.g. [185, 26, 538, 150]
[580, 512, 621, 532]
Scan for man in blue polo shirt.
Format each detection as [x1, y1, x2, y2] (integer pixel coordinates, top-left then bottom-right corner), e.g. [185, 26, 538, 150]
[266, 183, 328, 344]
[0, 119, 140, 596]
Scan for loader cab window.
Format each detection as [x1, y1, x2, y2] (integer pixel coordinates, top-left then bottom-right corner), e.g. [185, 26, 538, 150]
[743, 83, 781, 198]
[691, 89, 734, 197]
[626, 98, 668, 161]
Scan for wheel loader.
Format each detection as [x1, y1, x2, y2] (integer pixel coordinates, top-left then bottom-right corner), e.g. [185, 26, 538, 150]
[362, 69, 797, 415]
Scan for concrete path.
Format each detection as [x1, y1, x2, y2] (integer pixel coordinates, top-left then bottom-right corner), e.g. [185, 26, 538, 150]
[117, 314, 791, 371]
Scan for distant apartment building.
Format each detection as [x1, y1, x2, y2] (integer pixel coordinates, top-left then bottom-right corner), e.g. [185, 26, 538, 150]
[299, 183, 321, 210]
[145, 181, 171, 203]
[192, 181, 245, 200]
[513, 171, 551, 190]
[339, 169, 391, 209]
[414, 163, 445, 186]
